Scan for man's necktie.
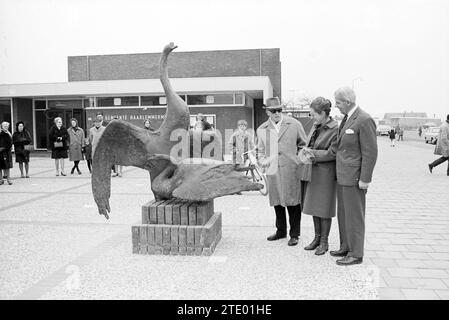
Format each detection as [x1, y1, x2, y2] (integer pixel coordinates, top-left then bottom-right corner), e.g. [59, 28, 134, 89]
[339, 114, 348, 132]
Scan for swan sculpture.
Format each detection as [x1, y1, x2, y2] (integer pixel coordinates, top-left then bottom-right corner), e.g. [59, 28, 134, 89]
[91, 43, 262, 219]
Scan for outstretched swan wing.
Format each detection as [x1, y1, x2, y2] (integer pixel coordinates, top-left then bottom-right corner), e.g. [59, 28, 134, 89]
[91, 120, 158, 219]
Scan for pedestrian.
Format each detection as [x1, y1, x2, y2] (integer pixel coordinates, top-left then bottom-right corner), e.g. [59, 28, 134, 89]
[397, 127, 404, 141]
[331, 86, 378, 266]
[388, 128, 396, 147]
[82, 137, 92, 174]
[96, 112, 109, 127]
[228, 119, 255, 165]
[89, 118, 105, 156]
[418, 126, 422, 137]
[194, 120, 205, 131]
[256, 97, 307, 246]
[196, 113, 212, 131]
[143, 119, 155, 132]
[300, 97, 338, 256]
[0, 121, 13, 185]
[68, 118, 85, 175]
[12, 121, 32, 178]
[49, 117, 70, 176]
[428, 114, 449, 176]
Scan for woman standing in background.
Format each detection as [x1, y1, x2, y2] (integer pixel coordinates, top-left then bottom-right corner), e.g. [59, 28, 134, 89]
[49, 117, 69, 176]
[12, 121, 32, 178]
[68, 118, 85, 175]
[0, 121, 13, 185]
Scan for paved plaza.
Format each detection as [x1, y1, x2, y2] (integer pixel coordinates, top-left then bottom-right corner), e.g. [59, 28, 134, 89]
[0, 135, 448, 300]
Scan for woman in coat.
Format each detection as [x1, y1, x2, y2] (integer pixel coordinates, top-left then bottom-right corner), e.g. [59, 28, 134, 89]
[301, 97, 338, 255]
[0, 121, 13, 185]
[49, 117, 70, 176]
[428, 114, 449, 176]
[68, 118, 85, 175]
[12, 121, 32, 178]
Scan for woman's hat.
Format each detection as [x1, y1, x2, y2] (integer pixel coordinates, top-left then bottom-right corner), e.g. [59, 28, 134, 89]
[263, 97, 283, 109]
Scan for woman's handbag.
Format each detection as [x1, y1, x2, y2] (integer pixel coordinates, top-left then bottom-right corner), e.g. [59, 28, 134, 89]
[298, 149, 313, 182]
[54, 141, 63, 148]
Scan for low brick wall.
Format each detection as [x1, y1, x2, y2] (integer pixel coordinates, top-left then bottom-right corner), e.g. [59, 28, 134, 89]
[132, 199, 221, 256]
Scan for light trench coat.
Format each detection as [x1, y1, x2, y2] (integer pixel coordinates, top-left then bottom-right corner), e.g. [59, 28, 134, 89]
[256, 116, 307, 207]
[435, 121, 449, 157]
[68, 127, 85, 162]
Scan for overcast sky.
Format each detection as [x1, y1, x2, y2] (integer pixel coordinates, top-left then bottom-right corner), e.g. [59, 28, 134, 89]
[1, 0, 448, 119]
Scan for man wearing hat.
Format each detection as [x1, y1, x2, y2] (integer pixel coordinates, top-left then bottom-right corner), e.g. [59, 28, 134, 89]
[256, 97, 307, 246]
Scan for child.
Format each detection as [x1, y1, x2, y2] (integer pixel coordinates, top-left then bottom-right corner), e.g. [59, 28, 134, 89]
[82, 137, 92, 173]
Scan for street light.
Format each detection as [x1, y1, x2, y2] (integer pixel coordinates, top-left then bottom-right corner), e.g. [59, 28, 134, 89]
[351, 77, 363, 89]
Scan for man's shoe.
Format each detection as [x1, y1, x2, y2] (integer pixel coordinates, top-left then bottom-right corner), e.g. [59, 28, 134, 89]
[330, 248, 349, 257]
[267, 233, 286, 241]
[428, 164, 433, 173]
[336, 256, 363, 266]
[288, 237, 299, 246]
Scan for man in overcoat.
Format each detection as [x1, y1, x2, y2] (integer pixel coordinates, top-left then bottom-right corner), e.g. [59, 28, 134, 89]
[256, 97, 307, 246]
[330, 87, 378, 266]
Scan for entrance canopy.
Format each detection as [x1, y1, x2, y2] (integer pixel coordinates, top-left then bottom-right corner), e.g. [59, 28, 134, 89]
[0, 76, 272, 100]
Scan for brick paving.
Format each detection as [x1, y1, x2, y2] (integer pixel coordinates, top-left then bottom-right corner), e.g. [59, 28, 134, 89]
[0, 136, 448, 299]
[365, 136, 449, 299]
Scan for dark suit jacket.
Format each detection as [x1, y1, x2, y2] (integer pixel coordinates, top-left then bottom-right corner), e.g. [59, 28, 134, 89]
[335, 107, 378, 186]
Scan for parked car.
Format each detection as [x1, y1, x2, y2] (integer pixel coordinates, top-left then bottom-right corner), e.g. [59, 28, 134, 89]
[376, 125, 391, 136]
[424, 127, 440, 144]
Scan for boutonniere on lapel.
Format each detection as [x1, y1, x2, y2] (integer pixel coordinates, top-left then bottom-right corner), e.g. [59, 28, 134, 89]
[345, 128, 355, 134]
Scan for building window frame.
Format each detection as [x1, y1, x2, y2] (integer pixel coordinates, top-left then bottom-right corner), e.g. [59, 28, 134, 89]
[32, 99, 48, 150]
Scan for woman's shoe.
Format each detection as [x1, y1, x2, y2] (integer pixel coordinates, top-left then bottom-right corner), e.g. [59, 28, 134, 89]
[315, 236, 329, 255]
[56, 173, 60, 176]
[21, 174, 25, 178]
[25, 175, 30, 178]
[7, 179, 13, 185]
[60, 172, 66, 176]
[304, 234, 321, 250]
[77, 169, 82, 175]
[71, 168, 75, 175]
[0, 179, 4, 185]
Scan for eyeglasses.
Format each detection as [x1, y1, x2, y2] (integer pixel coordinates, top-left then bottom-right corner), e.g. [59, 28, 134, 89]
[269, 108, 283, 114]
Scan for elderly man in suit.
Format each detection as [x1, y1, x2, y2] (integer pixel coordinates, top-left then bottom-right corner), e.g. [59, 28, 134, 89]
[330, 87, 378, 266]
[257, 97, 307, 246]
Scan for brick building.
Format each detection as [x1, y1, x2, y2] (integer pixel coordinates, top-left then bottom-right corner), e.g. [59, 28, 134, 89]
[0, 48, 281, 151]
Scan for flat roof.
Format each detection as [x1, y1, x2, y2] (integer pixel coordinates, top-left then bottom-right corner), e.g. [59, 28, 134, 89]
[0, 76, 273, 100]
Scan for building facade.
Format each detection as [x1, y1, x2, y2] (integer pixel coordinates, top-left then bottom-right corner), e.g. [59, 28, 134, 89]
[0, 48, 281, 151]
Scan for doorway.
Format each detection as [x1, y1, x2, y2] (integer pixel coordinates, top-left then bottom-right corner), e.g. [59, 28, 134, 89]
[34, 99, 85, 150]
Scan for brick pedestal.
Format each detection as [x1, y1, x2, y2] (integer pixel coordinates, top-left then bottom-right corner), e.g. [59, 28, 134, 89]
[132, 199, 222, 256]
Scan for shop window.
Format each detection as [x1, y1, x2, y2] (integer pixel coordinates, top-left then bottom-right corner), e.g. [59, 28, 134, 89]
[34, 100, 47, 110]
[97, 96, 139, 107]
[0, 99, 12, 125]
[234, 93, 243, 104]
[187, 94, 234, 105]
[141, 96, 166, 106]
[48, 99, 83, 109]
